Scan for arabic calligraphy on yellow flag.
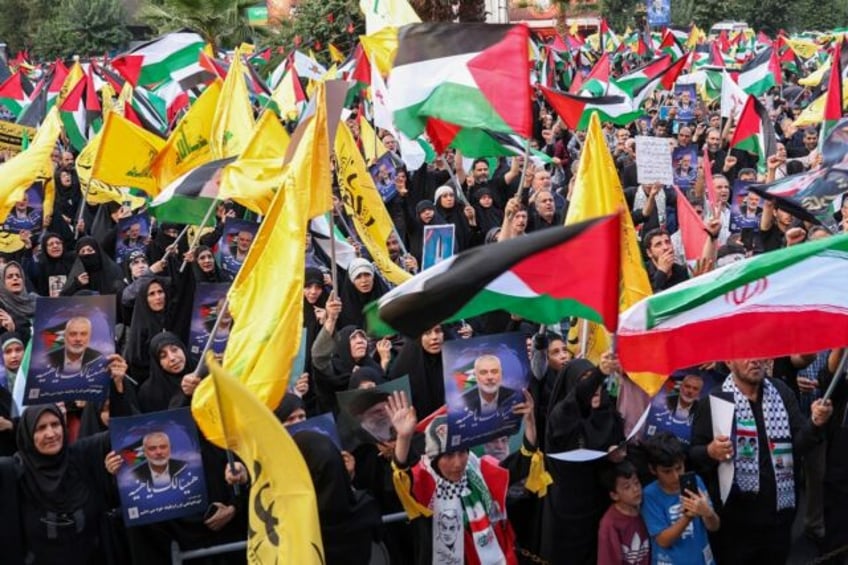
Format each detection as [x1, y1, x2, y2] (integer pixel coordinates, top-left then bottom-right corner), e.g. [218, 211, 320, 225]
[191, 355, 325, 565]
[219, 110, 290, 215]
[77, 129, 147, 208]
[211, 50, 255, 159]
[564, 112, 665, 396]
[152, 79, 221, 191]
[92, 111, 166, 195]
[0, 107, 62, 223]
[335, 122, 412, 285]
[224, 82, 335, 410]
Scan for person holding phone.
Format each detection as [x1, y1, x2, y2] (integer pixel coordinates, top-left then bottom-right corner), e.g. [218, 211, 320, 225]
[641, 432, 720, 564]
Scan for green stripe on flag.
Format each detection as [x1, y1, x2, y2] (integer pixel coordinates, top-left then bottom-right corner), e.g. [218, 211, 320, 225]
[150, 195, 217, 226]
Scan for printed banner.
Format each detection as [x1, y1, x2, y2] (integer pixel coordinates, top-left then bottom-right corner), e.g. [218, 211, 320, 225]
[188, 282, 231, 365]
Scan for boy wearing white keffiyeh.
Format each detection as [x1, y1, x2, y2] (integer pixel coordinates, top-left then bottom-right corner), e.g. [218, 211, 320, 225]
[690, 358, 833, 565]
[386, 389, 551, 565]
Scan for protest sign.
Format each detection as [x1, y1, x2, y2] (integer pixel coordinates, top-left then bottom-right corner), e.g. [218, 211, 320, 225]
[337, 376, 411, 450]
[443, 332, 529, 451]
[422, 224, 455, 270]
[218, 219, 258, 277]
[0, 120, 36, 153]
[111, 408, 208, 526]
[188, 282, 231, 364]
[636, 135, 674, 185]
[287, 412, 342, 450]
[643, 369, 718, 445]
[24, 296, 114, 404]
[116, 211, 150, 264]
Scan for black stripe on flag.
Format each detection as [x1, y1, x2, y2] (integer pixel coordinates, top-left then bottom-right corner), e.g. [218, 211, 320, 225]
[394, 23, 514, 67]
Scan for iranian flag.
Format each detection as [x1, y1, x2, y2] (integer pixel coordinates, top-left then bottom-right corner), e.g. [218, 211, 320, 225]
[729, 94, 777, 172]
[737, 47, 780, 95]
[390, 23, 532, 141]
[113, 32, 206, 88]
[365, 214, 621, 337]
[617, 233, 848, 374]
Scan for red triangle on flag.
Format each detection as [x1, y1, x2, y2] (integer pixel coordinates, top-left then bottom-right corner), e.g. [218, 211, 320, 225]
[425, 118, 461, 155]
[112, 54, 144, 87]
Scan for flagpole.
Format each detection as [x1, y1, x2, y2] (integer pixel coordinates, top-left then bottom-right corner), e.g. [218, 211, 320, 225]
[514, 138, 532, 203]
[74, 183, 93, 240]
[194, 295, 241, 495]
[442, 153, 469, 205]
[179, 199, 219, 273]
[822, 348, 848, 402]
[329, 208, 339, 295]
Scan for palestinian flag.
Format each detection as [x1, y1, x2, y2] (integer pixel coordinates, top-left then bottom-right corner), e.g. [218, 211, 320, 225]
[820, 42, 845, 143]
[424, 118, 552, 162]
[390, 23, 532, 141]
[365, 214, 621, 337]
[737, 47, 780, 95]
[150, 157, 235, 225]
[0, 70, 29, 118]
[113, 31, 206, 88]
[540, 86, 640, 130]
[658, 30, 684, 60]
[729, 95, 777, 173]
[599, 19, 620, 53]
[16, 75, 48, 127]
[613, 55, 687, 98]
[578, 53, 612, 96]
[59, 66, 101, 151]
[617, 233, 848, 374]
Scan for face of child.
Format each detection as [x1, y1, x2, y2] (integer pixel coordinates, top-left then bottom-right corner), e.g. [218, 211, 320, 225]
[652, 460, 685, 494]
[612, 474, 643, 508]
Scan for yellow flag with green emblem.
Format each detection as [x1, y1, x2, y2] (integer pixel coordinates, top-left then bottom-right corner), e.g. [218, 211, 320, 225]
[211, 50, 255, 159]
[92, 111, 165, 195]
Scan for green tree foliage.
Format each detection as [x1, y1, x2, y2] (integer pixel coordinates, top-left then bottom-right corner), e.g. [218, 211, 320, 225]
[0, 0, 130, 59]
[139, 0, 262, 50]
[269, 0, 365, 67]
[409, 0, 486, 22]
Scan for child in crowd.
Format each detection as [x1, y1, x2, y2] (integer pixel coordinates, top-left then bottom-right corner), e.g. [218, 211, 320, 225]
[642, 432, 720, 565]
[598, 460, 651, 564]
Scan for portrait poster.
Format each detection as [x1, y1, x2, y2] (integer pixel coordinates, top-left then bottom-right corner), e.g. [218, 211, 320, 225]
[470, 423, 524, 463]
[218, 219, 258, 277]
[188, 282, 231, 364]
[287, 412, 342, 450]
[643, 369, 718, 445]
[115, 211, 151, 264]
[368, 152, 401, 202]
[442, 332, 530, 451]
[673, 83, 698, 123]
[730, 179, 753, 217]
[422, 224, 455, 271]
[24, 295, 115, 404]
[336, 376, 411, 450]
[110, 408, 208, 526]
[646, 0, 670, 27]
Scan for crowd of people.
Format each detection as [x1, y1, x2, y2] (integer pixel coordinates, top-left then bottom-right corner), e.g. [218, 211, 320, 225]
[0, 26, 847, 565]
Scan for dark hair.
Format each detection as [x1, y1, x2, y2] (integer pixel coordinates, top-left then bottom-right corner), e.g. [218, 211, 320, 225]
[643, 227, 669, 251]
[738, 167, 757, 178]
[602, 460, 639, 493]
[471, 158, 489, 170]
[644, 432, 685, 468]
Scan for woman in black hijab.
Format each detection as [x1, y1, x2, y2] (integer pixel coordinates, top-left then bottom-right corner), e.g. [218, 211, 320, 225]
[405, 199, 446, 265]
[472, 187, 504, 235]
[3, 404, 115, 564]
[124, 279, 174, 386]
[388, 325, 446, 419]
[26, 232, 75, 297]
[540, 356, 625, 565]
[61, 236, 124, 296]
[311, 323, 383, 414]
[0, 261, 35, 342]
[136, 332, 191, 413]
[337, 258, 389, 330]
[434, 185, 478, 251]
[293, 431, 381, 565]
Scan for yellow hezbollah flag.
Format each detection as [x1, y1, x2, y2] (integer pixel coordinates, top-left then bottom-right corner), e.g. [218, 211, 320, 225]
[359, 0, 420, 34]
[786, 38, 820, 60]
[566, 317, 612, 365]
[799, 61, 829, 87]
[328, 43, 345, 64]
[77, 129, 147, 208]
[219, 110, 290, 215]
[192, 356, 324, 565]
[360, 27, 399, 77]
[93, 111, 166, 195]
[335, 122, 412, 285]
[211, 50, 255, 159]
[271, 70, 305, 122]
[359, 114, 387, 163]
[565, 112, 664, 396]
[224, 82, 334, 408]
[0, 107, 62, 222]
[794, 82, 848, 126]
[152, 79, 221, 191]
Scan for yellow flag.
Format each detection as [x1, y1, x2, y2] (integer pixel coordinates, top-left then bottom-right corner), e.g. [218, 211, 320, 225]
[359, 0, 420, 34]
[794, 82, 848, 126]
[328, 43, 345, 64]
[359, 114, 387, 163]
[191, 356, 325, 565]
[786, 38, 820, 60]
[685, 25, 701, 49]
[566, 317, 612, 364]
[224, 83, 333, 408]
[42, 178, 55, 219]
[92, 111, 166, 195]
[335, 122, 412, 285]
[152, 80, 220, 191]
[270, 70, 305, 122]
[799, 61, 829, 87]
[220, 110, 291, 215]
[56, 62, 84, 108]
[565, 112, 664, 396]
[77, 129, 148, 208]
[0, 107, 62, 222]
[360, 27, 399, 77]
[0, 231, 24, 253]
[211, 51, 255, 159]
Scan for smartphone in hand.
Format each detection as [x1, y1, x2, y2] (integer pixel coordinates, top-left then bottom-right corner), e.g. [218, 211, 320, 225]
[679, 471, 698, 496]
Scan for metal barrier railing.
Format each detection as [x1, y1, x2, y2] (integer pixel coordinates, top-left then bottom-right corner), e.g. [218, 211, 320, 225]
[170, 512, 409, 564]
